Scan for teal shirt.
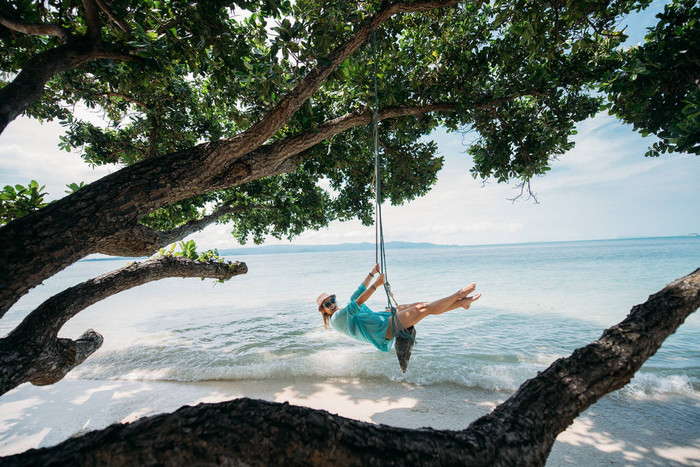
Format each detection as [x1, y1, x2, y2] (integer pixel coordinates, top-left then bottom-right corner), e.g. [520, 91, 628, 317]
[330, 283, 394, 352]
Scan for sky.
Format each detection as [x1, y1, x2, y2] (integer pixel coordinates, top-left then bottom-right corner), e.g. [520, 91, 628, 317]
[0, 1, 697, 249]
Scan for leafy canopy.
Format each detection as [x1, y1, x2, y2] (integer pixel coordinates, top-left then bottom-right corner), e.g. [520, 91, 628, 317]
[1, 0, 658, 243]
[602, 0, 699, 157]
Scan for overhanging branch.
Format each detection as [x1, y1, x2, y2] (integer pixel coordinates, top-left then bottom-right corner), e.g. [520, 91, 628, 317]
[0, 17, 70, 43]
[234, 103, 460, 174]
[94, 0, 130, 33]
[81, 0, 101, 42]
[97, 103, 458, 257]
[0, 35, 132, 135]
[91, 102, 460, 259]
[0, 256, 248, 395]
[98, 203, 275, 257]
[95, 92, 147, 108]
[464, 267, 700, 464]
[10, 256, 248, 344]
[212, 0, 460, 163]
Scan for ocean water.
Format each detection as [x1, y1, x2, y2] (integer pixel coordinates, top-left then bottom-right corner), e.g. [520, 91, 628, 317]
[2, 236, 699, 401]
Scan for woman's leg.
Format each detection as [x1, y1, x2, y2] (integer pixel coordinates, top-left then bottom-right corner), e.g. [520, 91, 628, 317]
[386, 285, 480, 337]
[395, 302, 422, 313]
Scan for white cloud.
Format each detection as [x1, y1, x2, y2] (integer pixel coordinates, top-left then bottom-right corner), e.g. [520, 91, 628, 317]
[537, 112, 688, 194]
[0, 117, 114, 201]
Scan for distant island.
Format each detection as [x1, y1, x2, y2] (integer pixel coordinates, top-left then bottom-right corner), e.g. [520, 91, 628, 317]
[218, 241, 458, 256]
[219, 235, 700, 256]
[82, 236, 698, 262]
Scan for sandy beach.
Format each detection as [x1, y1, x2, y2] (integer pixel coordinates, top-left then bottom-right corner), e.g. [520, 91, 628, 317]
[1, 378, 698, 465]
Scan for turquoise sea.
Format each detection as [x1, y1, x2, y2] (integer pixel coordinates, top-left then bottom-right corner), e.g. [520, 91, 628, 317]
[2, 236, 699, 400]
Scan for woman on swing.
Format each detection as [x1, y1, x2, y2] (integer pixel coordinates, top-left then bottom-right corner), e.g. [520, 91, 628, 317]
[316, 264, 481, 352]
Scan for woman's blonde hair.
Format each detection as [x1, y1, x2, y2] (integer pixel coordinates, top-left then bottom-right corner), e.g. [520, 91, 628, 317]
[316, 293, 335, 330]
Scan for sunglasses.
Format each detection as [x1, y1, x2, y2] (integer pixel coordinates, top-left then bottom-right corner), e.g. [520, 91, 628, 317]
[323, 297, 337, 309]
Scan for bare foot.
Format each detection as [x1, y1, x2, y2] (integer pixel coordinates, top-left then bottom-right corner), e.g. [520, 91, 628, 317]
[457, 283, 476, 299]
[458, 293, 481, 310]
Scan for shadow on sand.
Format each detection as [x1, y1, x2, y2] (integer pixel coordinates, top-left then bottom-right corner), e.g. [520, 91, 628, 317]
[0, 377, 698, 465]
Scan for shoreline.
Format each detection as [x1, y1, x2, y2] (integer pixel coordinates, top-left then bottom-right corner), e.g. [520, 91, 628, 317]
[1, 378, 698, 465]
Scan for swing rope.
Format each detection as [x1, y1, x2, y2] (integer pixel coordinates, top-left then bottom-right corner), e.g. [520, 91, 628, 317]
[370, 29, 411, 341]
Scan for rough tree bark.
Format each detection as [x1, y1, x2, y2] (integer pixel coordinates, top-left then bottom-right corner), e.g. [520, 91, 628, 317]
[2, 269, 698, 466]
[0, 256, 247, 396]
[98, 203, 275, 257]
[0, 0, 460, 318]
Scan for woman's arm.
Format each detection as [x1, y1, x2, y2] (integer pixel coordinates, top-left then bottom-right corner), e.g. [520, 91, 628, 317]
[356, 273, 385, 306]
[361, 263, 381, 289]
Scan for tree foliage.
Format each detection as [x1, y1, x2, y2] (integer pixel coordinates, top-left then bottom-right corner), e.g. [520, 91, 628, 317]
[602, 0, 699, 157]
[0, 181, 48, 225]
[1, 0, 662, 245]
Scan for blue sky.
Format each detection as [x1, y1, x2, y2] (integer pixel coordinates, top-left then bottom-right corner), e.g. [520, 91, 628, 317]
[258, 113, 699, 246]
[0, 1, 697, 248]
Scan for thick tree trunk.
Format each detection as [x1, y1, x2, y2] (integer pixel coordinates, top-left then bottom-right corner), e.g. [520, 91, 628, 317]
[2, 269, 697, 466]
[0, 256, 247, 396]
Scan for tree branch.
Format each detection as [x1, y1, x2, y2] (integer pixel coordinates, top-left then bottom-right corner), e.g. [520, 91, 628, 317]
[156, 15, 184, 35]
[94, 0, 130, 33]
[81, 0, 102, 42]
[466, 267, 700, 464]
[98, 203, 275, 257]
[0, 0, 447, 140]
[237, 103, 459, 173]
[0, 0, 137, 134]
[212, 0, 460, 163]
[584, 16, 624, 38]
[0, 42, 96, 133]
[88, 103, 464, 258]
[0, 17, 70, 43]
[0, 256, 247, 395]
[92, 50, 134, 61]
[95, 91, 147, 108]
[2, 269, 697, 465]
[10, 256, 247, 342]
[87, 103, 457, 257]
[0, 102, 456, 316]
[0, 39, 132, 135]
